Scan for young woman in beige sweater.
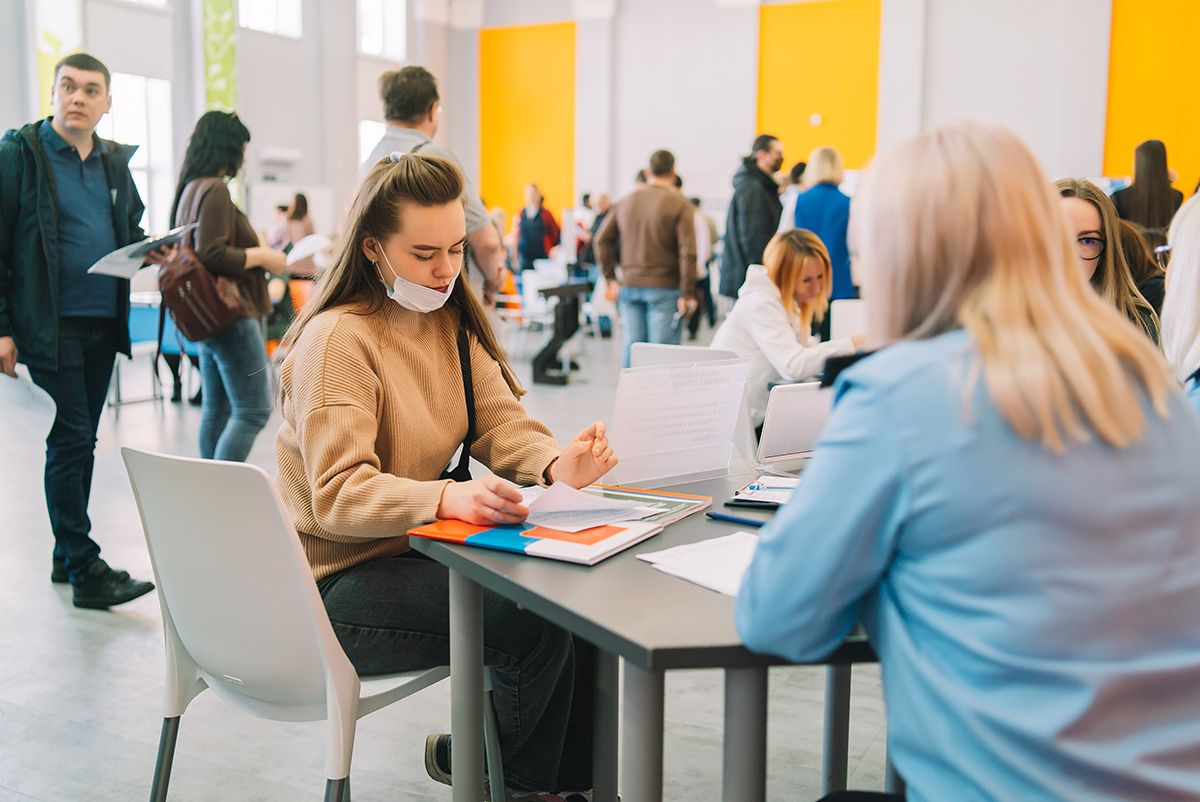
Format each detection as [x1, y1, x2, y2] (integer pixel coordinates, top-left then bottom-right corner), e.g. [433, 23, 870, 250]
[276, 153, 616, 800]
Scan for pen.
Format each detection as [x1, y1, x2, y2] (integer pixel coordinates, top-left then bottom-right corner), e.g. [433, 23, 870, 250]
[705, 511, 765, 528]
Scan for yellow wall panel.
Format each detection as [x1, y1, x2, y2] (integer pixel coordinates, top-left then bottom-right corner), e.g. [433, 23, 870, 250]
[757, 0, 881, 171]
[479, 21, 575, 227]
[1104, 0, 1200, 197]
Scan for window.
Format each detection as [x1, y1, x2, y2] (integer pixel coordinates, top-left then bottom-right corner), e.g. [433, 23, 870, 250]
[96, 73, 174, 234]
[359, 120, 387, 167]
[358, 0, 407, 60]
[238, 0, 302, 38]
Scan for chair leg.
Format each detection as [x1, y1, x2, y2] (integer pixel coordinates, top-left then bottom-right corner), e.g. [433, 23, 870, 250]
[149, 716, 181, 802]
[483, 670, 507, 802]
[323, 777, 347, 802]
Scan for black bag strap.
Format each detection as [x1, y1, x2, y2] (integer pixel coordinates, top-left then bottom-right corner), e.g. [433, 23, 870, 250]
[452, 326, 476, 474]
[410, 140, 429, 155]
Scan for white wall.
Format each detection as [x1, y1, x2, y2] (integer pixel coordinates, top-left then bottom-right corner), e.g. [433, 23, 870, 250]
[0, 0, 31, 128]
[916, 0, 1111, 179]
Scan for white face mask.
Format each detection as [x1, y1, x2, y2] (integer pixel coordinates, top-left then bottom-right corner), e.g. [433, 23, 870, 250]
[374, 248, 457, 313]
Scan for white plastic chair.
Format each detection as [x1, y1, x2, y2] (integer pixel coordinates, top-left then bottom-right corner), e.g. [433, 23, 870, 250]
[830, 298, 866, 342]
[121, 447, 506, 801]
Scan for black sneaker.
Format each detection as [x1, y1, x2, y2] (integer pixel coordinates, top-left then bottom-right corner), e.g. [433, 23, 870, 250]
[51, 557, 68, 584]
[424, 734, 599, 802]
[71, 559, 155, 609]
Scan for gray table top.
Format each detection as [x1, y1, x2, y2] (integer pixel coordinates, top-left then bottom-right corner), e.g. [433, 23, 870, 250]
[411, 472, 875, 671]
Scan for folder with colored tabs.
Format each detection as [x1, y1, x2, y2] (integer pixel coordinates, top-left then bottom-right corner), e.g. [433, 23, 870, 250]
[408, 518, 663, 566]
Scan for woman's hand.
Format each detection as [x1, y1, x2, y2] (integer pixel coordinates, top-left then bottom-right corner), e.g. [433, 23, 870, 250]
[246, 246, 289, 275]
[436, 476, 530, 526]
[144, 244, 178, 266]
[547, 421, 619, 488]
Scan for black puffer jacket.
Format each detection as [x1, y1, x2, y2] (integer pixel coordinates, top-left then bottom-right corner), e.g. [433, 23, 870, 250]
[719, 158, 782, 298]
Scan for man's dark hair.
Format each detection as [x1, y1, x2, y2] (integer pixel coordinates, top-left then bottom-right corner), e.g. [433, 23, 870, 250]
[170, 110, 252, 226]
[789, 161, 807, 184]
[674, 175, 683, 189]
[689, 196, 702, 208]
[54, 53, 111, 90]
[379, 66, 440, 123]
[634, 168, 647, 184]
[648, 149, 675, 178]
[751, 134, 779, 155]
[581, 192, 591, 207]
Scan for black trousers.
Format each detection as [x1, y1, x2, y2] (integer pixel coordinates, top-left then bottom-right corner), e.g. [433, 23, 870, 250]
[27, 317, 118, 583]
[318, 552, 594, 792]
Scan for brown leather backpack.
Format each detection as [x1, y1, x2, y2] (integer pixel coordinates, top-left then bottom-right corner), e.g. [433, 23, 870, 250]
[158, 178, 242, 342]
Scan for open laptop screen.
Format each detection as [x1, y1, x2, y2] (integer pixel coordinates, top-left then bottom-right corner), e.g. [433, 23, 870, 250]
[756, 382, 834, 465]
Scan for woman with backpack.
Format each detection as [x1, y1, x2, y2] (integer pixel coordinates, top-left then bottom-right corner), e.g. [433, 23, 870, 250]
[170, 111, 287, 461]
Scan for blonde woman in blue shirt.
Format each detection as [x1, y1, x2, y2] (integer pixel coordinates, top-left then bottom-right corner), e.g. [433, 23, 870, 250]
[1161, 195, 1200, 414]
[736, 121, 1200, 802]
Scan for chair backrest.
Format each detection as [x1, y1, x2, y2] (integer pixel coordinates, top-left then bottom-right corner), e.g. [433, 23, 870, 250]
[122, 447, 350, 714]
[830, 298, 866, 342]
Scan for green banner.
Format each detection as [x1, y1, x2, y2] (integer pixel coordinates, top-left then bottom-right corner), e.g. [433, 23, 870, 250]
[203, 0, 237, 111]
[35, 0, 84, 116]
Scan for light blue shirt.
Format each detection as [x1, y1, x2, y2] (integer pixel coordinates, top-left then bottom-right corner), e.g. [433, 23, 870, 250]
[1188, 378, 1200, 416]
[736, 330, 1200, 802]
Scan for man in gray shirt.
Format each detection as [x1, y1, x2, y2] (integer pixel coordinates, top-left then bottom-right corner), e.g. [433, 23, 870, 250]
[360, 67, 504, 304]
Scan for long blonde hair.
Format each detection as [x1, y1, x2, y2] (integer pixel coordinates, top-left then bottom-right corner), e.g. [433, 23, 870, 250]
[853, 121, 1171, 452]
[279, 154, 524, 396]
[1161, 195, 1200, 383]
[1056, 178, 1159, 342]
[763, 229, 831, 331]
[803, 146, 844, 187]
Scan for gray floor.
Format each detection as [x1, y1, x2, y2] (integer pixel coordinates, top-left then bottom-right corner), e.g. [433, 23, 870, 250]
[0, 321, 887, 801]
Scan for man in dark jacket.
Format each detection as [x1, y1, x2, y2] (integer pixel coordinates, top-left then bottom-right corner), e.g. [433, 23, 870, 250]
[0, 53, 157, 609]
[719, 134, 784, 299]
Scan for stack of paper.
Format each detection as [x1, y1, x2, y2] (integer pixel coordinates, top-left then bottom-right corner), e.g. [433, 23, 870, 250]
[521, 482, 658, 533]
[733, 475, 800, 505]
[637, 531, 760, 596]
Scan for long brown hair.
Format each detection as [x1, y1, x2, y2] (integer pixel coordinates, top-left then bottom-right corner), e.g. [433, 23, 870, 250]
[1126, 139, 1176, 231]
[280, 154, 524, 396]
[1117, 219, 1163, 291]
[763, 229, 831, 331]
[1056, 178, 1159, 342]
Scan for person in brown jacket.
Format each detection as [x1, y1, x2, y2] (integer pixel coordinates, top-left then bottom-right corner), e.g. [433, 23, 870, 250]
[594, 149, 698, 366]
[170, 111, 287, 462]
[275, 153, 617, 798]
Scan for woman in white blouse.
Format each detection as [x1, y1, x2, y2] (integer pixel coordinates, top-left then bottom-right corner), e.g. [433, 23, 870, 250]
[711, 229, 863, 427]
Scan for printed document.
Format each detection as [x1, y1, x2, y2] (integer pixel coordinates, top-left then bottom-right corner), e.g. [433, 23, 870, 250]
[638, 531, 760, 596]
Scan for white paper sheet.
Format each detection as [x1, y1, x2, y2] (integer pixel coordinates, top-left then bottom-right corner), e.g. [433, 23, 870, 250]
[86, 224, 197, 279]
[734, 475, 801, 505]
[606, 359, 751, 484]
[286, 234, 333, 276]
[521, 482, 655, 533]
[0, 368, 57, 442]
[638, 531, 760, 596]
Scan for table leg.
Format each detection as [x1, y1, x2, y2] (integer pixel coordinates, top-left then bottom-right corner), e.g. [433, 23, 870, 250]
[449, 570, 484, 802]
[822, 664, 851, 794]
[593, 649, 620, 802]
[884, 744, 906, 795]
[621, 661, 664, 802]
[722, 667, 768, 802]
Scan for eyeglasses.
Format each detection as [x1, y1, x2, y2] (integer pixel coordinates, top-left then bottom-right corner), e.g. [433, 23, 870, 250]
[1076, 236, 1105, 261]
[1154, 244, 1171, 269]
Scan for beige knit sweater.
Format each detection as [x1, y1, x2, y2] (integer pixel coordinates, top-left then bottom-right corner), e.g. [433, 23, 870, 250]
[276, 301, 561, 580]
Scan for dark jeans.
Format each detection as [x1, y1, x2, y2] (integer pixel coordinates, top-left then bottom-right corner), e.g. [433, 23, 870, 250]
[687, 270, 717, 338]
[318, 553, 594, 792]
[197, 317, 272, 462]
[27, 317, 118, 583]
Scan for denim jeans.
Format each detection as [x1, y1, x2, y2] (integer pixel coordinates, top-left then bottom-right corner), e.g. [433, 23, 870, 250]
[618, 285, 681, 367]
[197, 316, 272, 462]
[27, 317, 117, 582]
[318, 553, 594, 792]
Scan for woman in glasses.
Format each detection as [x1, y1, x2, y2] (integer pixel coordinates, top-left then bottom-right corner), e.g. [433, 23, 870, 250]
[1160, 195, 1200, 414]
[1057, 178, 1159, 343]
